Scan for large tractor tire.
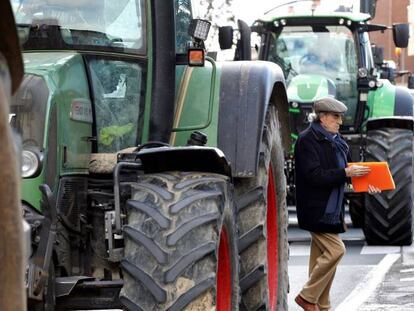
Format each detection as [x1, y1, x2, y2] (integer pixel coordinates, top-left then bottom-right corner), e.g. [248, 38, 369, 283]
[364, 128, 413, 245]
[234, 106, 289, 311]
[348, 196, 364, 228]
[120, 172, 240, 310]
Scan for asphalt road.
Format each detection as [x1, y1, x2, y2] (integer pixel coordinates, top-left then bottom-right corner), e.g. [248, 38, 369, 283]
[288, 215, 414, 311]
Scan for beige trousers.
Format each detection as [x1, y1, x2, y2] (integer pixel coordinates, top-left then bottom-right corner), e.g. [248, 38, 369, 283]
[299, 232, 346, 311]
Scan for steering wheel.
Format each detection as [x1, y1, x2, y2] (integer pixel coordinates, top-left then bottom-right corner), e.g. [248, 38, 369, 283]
[299, 53, 321, 66]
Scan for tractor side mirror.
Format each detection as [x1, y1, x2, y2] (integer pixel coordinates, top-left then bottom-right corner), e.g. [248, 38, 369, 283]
[218, 26, 234, 50]
[371, 45, 384, 66]
[393, 23, 409, 48]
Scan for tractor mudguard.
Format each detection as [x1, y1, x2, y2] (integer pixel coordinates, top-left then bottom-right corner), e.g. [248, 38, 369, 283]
[394, 86, 414, 116]
[119, 146, 232, 177]
[366, 116, 414, 132]
[217, 61, 289, 177]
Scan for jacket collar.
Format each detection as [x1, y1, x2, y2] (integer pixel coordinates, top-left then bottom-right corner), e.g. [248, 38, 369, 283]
[309, 124, 327, 141]
[309, 124, 343, 142]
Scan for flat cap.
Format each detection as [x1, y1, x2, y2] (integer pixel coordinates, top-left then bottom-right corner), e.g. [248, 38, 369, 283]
[314, 97, 348, 114]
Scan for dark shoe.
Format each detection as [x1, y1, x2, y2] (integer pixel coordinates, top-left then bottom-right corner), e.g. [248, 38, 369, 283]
[295, 295, 320, 311]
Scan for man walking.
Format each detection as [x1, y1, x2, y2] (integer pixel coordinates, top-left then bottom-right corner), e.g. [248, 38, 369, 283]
[294, 97, 378, 311]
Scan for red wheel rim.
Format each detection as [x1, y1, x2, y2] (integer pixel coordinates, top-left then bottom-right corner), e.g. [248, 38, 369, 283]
[267, 166, 279, 309]
[217, 226, 231, 311]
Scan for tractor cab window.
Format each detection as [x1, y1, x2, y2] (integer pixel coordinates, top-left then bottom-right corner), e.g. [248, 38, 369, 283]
[268, 25, 359, 127]
[359, 32, 375, 71]
[10, 75, 49, 149]
[175, 0, 193, 53]
[87, 57, 146, 152]
[12, 0, 145, 54]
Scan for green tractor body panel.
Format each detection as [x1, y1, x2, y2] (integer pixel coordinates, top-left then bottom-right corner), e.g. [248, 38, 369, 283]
[22, 176, 44, 211]
[368, 79, 396, 118]
[287, 74, 333, 103]
[171, 59, 221, 147]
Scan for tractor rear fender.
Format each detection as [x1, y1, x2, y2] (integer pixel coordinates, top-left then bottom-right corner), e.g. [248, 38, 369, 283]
[394, 86, 414, 116]
[217, 61, 289, 177]
[121, 146, 232, 177]
[366, 116, 414, 131]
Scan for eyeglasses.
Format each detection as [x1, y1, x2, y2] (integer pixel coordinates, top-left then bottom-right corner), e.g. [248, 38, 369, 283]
[328, 113, 343, 119]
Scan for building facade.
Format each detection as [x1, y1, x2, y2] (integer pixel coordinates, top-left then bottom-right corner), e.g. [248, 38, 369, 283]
[370, 0, 414, 83]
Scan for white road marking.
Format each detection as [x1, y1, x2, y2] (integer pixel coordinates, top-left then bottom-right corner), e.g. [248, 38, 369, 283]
[400, 277, 414, 282]
[360, 245, 401, 255]
[334, 253, 400, 311]
[400, 268, 414, 273]
[290, 244, 402, 257]
[289, 244, 310, 256]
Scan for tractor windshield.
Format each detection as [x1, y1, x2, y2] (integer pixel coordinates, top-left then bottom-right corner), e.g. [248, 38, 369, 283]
[267, 25, 359, 127]
[11, 0, 145, 54]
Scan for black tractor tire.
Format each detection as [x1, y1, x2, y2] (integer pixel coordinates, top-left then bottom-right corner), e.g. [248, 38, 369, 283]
[234, 106, 289, 311]
[119, 172, 240, 310]
[348, 196, 365, 228]
[364, 128, 413, 245]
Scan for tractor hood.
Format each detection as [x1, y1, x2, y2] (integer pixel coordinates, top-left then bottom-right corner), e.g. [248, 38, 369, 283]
[287, 74, 336, 103]
[14, 51, 92, 211]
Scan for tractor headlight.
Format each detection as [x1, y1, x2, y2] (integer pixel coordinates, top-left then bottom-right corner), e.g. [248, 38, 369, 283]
[22, 149, 42, 178]
[188, 19, 211, 41]
[358, 68, 368, 78]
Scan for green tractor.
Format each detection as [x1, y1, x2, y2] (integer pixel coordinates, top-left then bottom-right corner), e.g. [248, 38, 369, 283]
[9, 0, 290, 310]
[220, 0, 414, 245]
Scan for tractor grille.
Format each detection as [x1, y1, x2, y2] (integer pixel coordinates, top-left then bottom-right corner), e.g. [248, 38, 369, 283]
[57, 177, 88, 231]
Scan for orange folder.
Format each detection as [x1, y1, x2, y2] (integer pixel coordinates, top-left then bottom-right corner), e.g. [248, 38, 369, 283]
[348, 162, 395, 192]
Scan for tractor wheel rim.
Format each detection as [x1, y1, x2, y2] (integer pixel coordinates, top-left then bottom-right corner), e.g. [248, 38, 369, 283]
[217, 226, 231, 311]
[267, 166, 279, 309]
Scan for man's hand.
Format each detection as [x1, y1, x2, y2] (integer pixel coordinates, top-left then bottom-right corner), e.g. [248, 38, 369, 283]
[345, 165, 371, 177]
[367, 184, 381, 194]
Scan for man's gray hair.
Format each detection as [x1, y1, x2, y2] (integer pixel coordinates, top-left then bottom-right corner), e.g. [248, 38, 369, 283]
[308, 111, 324, 122]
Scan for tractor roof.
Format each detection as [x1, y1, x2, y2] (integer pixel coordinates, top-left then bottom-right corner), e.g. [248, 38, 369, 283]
[257, 11, 371, 24]
[257, 0, 371, 24]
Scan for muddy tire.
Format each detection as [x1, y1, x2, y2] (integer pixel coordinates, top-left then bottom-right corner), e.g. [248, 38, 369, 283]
[119, 172, 239, 310]
[364, 128, 413, 245]
[234, 106, 289, 310]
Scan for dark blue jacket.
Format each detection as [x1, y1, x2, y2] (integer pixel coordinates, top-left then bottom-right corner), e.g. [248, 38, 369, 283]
[294, 125, 351, 233]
